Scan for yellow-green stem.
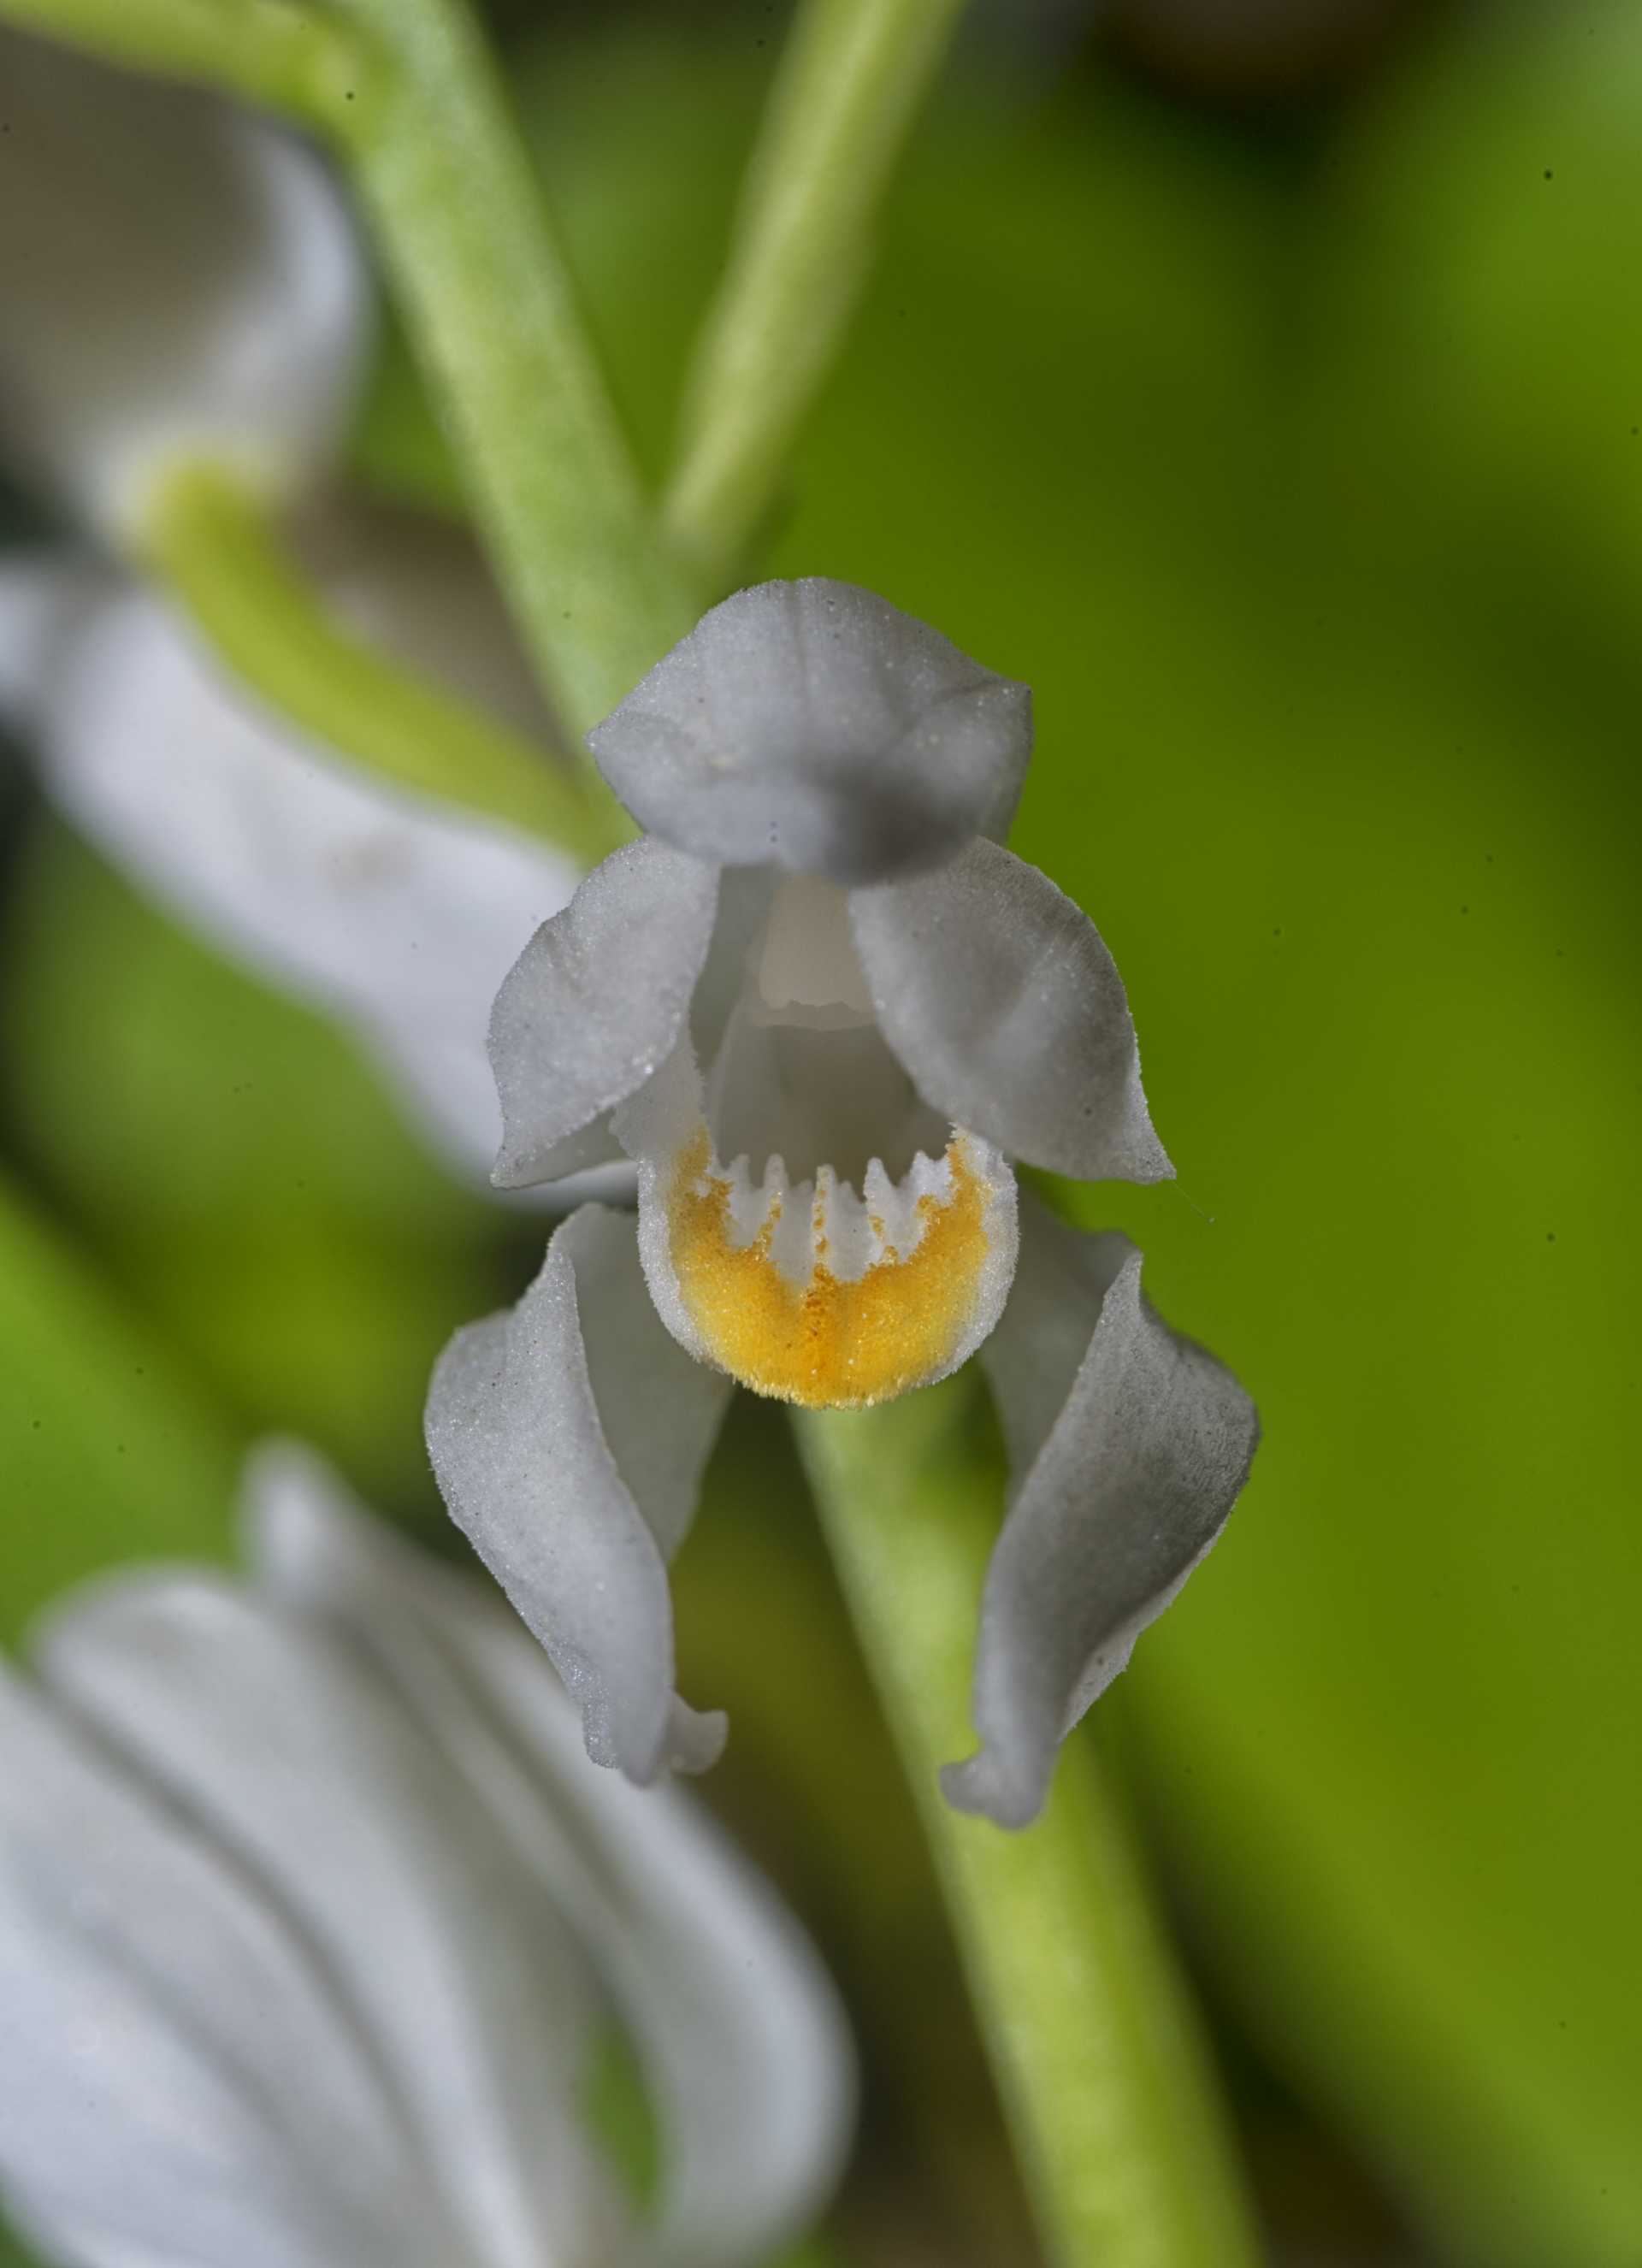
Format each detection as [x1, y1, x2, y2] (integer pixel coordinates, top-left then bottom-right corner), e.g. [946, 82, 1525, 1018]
[664, 0, 968, 582]
[0, 0, 363, 130]
[797, 1379, 1261, 2268]
[140, 464, 629, 863]
[322, 0, 703, 734]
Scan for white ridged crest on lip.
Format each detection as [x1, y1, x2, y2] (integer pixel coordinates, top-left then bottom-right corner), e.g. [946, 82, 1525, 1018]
[616, 1046, 1019, 1411]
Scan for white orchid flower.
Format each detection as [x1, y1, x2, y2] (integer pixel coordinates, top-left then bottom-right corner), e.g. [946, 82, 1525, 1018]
[0, 25, 581, 1179]
[0, 1444, 853, 2268]
[426, 579, 1258, 1827]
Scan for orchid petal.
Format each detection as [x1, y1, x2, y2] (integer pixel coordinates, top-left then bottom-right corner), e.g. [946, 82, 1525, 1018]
[4, 574, 575, 1181]
[589, 578, 1031, 884]
[851, 836, 1173, 1182]
[490, 839, 720, 1188]
[0, 26, 369, 537]
[944, 1196, 1258, 1828]
[426, 1203, 734, 1781]
[247, 1443, 855, 2268]
[0, 1662, 461, 2268]
[36, 1575, 625, 2268]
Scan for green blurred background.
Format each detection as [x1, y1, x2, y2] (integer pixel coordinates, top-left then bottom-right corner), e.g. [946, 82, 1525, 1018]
[3, 2, 1639, 2262]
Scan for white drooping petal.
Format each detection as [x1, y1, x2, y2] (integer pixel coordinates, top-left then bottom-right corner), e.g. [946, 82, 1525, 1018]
[3, 570, 576, 1180]
[616, 1041, 1019, 1411]
[490, 838, 720, 1187]
[0, 552, 103, 713]
[36, 1576, 626, 2268]
[0, 27, 369, 538]
[246, 1443, 856, 2268]
[851, 835, 1173, 1184]
[0, 1663, 466, 2268]
[426, 1203, 734, 1782]
[943, 1196, 1259, 1828]
[588, 578, 1032, 884]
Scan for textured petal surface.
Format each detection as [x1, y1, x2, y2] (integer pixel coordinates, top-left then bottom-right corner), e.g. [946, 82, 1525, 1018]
[589, 578, 1031, 884]
[945, 1196, 1259, 1827]
[248, 1444, 854, 2268]
[852, 836, 1173, 1182]
[490, 839, 720, 1187]
[0, 1661, 462, 2268]
[0, 25, 368, 535]
[5, 574, 576, 1181]
[35, 1576, 623, 2268]
[426, 1204, 733, 1780]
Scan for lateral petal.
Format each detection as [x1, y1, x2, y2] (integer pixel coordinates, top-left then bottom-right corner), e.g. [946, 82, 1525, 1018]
[490, 840, 720, 1188]
[852, 836, 1173, 1183]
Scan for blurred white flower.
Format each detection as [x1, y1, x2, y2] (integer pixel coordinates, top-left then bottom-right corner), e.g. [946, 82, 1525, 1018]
[0, 24, 582, 1180]
[0, 24, 367, 540]
[426, 579, 1258, 1824]
[0, 535, 581, 1178]
[0, 1443, 853, 2268]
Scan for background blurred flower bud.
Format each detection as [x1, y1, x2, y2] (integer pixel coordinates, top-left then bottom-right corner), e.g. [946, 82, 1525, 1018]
[0, 23, 370, 542]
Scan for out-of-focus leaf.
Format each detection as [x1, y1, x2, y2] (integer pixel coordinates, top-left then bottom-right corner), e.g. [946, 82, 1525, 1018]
[1319, 0, 1642, 648]
[0, 816, 517, 1517]
[0, 1161, 238, 1636]
[516, 32, 1642, 2267]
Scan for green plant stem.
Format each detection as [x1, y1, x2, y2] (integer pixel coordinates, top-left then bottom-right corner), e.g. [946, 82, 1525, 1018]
[796, 1379, 1261, 2268]
[664, 0, 967, 582]
[321, 0, 702, 735]
[139, 465, 629, 861]
[0, 0, 363, 129]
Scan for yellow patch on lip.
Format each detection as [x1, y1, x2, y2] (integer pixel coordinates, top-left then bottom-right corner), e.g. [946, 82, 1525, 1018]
[666, 1128, 992, 1409]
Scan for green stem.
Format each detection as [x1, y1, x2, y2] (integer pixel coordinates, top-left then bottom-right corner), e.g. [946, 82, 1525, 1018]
[0, 0, 363, 130]
[664, 0, 967, 582]
[322, 0, 702, 735]
[139, 464, 629, 862]
[796, 1379, 1261, 2268]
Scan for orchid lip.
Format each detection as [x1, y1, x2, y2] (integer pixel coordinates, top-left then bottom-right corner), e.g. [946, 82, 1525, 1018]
[661, 1121, 1016, 1410]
